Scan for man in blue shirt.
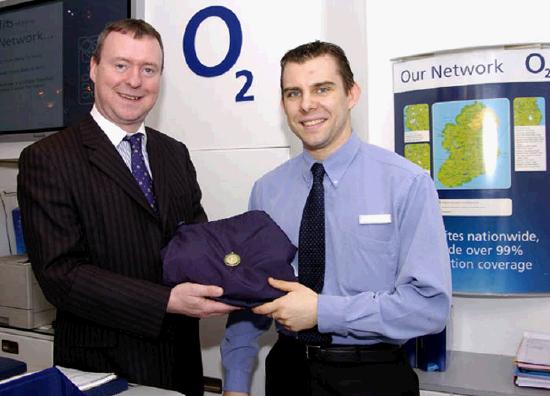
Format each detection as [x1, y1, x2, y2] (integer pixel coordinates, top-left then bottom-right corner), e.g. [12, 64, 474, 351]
[221, 41, 451, 396]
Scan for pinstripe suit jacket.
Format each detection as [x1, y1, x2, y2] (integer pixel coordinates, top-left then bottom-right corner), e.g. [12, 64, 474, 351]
[17, 115, 207, 395]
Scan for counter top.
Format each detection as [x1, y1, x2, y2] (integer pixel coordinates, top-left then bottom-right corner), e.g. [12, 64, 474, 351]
[417, 351, 549, 396]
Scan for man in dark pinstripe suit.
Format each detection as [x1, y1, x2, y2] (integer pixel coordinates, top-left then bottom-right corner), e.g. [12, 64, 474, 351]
[17, 19, 237, 396]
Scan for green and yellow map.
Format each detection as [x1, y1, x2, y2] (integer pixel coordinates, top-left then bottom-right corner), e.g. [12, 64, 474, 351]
[432, 98, 511, 190]
[405, 143, 430, 171]
[404, 104, 429, 131]
[513, 97, 543, 126]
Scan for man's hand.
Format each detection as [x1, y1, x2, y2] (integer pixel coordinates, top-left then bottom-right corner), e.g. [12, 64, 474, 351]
[223, 392, 248, 396]
[167, 282, 240, 318]
[252, 278, 318, 332]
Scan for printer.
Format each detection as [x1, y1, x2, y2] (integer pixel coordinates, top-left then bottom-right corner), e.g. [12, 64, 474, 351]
[0, 255, 55, 329]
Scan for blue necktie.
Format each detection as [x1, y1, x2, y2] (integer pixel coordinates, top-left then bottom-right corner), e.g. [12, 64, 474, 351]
[124, 133, 158, 213]
[298, 163, 331, 345]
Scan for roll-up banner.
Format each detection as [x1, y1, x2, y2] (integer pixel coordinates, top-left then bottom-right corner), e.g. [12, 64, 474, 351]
[393, 44, 550, 295]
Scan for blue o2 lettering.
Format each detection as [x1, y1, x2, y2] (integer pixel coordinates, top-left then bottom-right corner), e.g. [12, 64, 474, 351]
[525, 53, 545, 74]
[183, 6, 242, 77]
[183, 6, 255, 101]
[525, 53, 550, 77]
[235, 70, 254, 102]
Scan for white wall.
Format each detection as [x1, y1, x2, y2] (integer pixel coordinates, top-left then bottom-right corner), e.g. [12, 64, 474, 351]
[365, 0, 550, 357]
[141, 0, 368, 221]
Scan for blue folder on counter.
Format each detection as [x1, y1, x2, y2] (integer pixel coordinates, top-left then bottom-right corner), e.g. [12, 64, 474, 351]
[0, 357, 26, 381]
[0, 366, 128, 396]
[0, 367, 83, 396]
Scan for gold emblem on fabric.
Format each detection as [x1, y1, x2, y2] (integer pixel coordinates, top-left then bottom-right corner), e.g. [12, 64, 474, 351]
[224, 252, 241, 267]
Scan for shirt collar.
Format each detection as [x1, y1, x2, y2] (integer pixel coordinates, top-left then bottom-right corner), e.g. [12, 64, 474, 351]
[301, 131, 361, 188]
[90, 105, 147, 147]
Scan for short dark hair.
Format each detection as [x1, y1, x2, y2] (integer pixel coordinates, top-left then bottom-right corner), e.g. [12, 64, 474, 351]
[92, 19, 164, 71]
[280, 41, 355, 94]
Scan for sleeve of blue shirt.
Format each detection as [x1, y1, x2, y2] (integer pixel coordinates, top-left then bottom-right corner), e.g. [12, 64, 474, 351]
[318, 171, 451, 340]
[220, 181, 273, 393]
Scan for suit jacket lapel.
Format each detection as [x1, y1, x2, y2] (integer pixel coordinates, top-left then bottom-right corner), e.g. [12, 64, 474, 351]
[80, 115, 159, 218]
[146, 128, 171, 229]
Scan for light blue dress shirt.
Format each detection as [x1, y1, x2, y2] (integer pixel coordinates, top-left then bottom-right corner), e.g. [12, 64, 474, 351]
[221, 132, 452, 392]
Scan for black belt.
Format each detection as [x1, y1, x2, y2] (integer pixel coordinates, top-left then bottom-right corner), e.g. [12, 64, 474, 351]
[278, 334, 402, 363]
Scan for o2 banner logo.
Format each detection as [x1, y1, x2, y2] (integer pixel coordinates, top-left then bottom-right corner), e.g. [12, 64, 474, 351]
[182, 6, 254, 103]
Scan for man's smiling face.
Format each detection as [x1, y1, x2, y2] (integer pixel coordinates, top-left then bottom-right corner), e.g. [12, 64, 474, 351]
[281, 54, 359, 160]
[90, 31, 162, 132]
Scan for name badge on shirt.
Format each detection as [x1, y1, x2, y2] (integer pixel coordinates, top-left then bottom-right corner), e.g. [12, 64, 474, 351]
[359, 214, 392, 224]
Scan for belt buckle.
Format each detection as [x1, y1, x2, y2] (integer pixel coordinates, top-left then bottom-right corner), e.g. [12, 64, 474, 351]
[305, 344, 320, 359]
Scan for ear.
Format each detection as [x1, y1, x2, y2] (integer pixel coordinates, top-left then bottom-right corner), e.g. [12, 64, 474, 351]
[90, 56, 98, 84]
[347, 83, 361, 110]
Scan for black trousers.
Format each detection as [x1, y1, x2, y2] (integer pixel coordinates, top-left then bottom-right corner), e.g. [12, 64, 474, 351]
[266, 335, 419, 396]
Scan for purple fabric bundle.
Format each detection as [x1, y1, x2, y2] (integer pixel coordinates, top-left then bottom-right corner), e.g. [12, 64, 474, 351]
[162, 210, 297, 307]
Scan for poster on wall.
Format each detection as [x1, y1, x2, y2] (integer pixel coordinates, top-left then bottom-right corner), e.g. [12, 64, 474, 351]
[393, 44, 550, 295]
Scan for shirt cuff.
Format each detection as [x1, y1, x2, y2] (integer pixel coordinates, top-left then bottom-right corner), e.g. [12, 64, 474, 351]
[317, 294, 350, 336]
[223, 369, 253, 393]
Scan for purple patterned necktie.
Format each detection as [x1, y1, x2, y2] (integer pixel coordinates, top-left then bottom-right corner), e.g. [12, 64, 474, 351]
[298, 162, 331, 345]
[124, 133, 158, 213]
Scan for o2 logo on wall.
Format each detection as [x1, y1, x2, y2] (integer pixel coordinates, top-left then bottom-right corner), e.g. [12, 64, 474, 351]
[183, 6, 254, 103]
